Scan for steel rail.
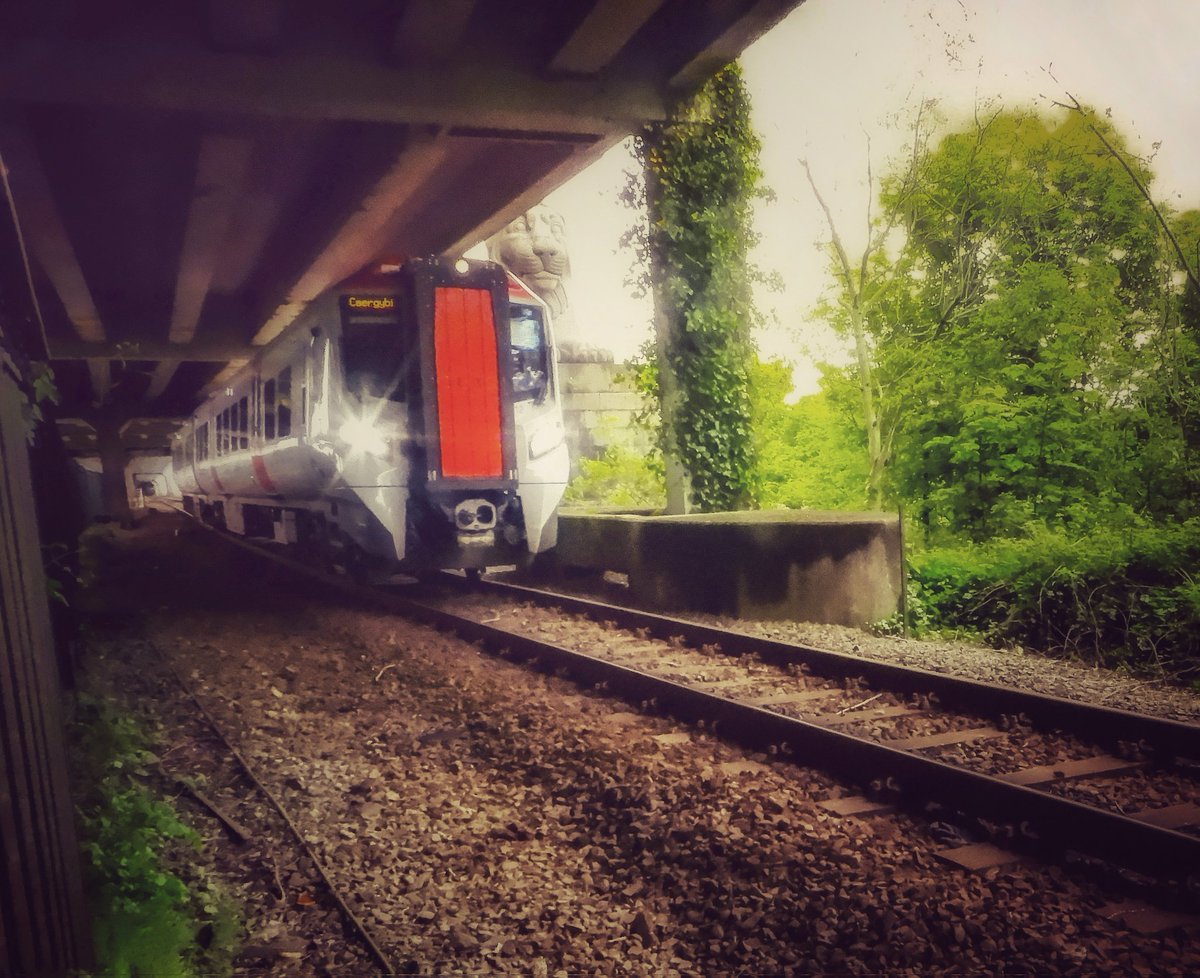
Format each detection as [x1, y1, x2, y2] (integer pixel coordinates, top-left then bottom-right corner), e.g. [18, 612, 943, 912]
[470, 578, 1200, 762]
[394, 588, 1200, 885]
[181, 522, 1200, 885]
[156, 643, 395, 976]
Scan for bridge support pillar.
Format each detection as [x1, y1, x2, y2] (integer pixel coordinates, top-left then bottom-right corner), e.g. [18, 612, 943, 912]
[94, 413, 134, 528]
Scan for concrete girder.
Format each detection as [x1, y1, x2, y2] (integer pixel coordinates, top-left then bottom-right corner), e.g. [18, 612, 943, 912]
[392, 0, 478, 67]
[210, 125, 325, 295]
[0, 37, 665, 136]
[0, 118, 105, 343]
[169, 134, 255, 345]
[48, 338, 256, 362]
[0, 0, 807, 423]
[207, 0, 286, 54]
[442, 133, 627, 259]
[668, 0, 798, 91]
[549, 0, 670, 76]
[143, 361, 181, 405]
[86, 359, 110, 404]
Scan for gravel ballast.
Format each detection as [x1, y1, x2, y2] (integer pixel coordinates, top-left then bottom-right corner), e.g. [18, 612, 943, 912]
[77, 516, 1200, 976]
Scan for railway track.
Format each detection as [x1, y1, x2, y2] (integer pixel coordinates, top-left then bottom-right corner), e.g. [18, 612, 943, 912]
[406, 575, 1200, 895]
[198, 522, 1200, 901]
[160, 649, 395, 975]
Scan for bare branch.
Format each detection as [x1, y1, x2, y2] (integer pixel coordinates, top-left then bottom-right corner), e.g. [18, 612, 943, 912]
[1059, 89, 1200, 295]
[861, 137, 874, 287]
[800, 158, 858, 303]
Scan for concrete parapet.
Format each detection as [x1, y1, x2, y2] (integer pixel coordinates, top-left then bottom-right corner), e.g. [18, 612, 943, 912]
[555, 509, 901, 626]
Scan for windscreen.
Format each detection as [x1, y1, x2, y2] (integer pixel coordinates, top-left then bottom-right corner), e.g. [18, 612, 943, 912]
[510, 302, 549, 402]
[340, 294, 410, 400]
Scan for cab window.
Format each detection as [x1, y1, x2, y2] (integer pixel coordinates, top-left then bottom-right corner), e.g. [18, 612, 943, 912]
[342, 319, 411, 401]
[510, 302, 549, 402]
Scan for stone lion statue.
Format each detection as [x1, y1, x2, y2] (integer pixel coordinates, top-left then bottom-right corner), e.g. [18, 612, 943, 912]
[486, 205, 613, 363]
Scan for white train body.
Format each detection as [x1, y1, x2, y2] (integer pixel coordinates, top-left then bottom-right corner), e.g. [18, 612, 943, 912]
[170, 257, 569, 573]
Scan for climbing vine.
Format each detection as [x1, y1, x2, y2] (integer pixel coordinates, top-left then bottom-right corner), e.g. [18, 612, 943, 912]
[624, 64, 767, 512]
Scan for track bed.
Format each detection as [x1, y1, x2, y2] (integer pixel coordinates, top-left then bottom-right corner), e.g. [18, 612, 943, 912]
[75, 514, 1200, 975]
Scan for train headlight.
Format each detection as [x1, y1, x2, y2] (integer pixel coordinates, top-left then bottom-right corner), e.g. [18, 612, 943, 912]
[528, 420, 565, 460]
[339, 417, 389, 458]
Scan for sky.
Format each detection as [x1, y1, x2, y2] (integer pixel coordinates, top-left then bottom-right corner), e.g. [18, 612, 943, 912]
[540, 0, 1200, 393]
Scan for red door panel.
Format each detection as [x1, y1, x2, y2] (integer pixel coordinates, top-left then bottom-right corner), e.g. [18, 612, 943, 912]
[433, 286, 504, 478]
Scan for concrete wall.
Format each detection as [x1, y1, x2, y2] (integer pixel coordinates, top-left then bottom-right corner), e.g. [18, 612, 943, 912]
[555, 510, 902, 626]
[559, 362, 650, 474]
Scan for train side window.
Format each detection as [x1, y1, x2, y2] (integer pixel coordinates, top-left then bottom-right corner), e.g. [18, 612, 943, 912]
[264, 378, 276, 439]
[238, 396, 249, 450]
[509, 303, 549, 402]
[197, 422, 209, 462]
[216, 410, 224, 456]
[278, 366, 292, 438]
[221, 408, 231, 455]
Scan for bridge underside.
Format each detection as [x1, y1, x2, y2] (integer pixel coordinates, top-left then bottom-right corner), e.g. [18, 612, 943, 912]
[0, 0, 802, 453]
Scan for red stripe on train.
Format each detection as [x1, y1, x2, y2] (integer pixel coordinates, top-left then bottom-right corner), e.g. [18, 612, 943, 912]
[252, 455, 277, 492]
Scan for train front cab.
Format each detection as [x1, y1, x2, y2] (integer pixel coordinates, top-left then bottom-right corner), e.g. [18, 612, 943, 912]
[169, 257, 567, 575]
[402, 259, 566, 569]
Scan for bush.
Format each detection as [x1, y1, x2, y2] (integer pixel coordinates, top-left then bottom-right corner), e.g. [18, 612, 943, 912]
[563, 446, 665, 510]
[72, 695, 241, 978]
[908, 521, 1200, 680]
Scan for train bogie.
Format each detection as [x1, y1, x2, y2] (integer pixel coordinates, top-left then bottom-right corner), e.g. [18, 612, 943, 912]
[170, 257, 568, 575]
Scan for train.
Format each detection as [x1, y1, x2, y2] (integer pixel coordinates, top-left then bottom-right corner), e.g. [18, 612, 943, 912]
[169, 256, 569, 578]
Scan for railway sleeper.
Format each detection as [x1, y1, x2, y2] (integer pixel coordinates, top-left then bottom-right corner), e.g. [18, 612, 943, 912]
[476, 579, 1200, 764]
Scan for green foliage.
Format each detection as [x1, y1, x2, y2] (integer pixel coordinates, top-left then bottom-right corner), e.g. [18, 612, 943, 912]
[908, 522, 1200, 678]
[749, 358, 869, 510]
[563, 445, 666, 510]
[24, 360, 59, 442]
[792, 104, 1200, 670]
[72, 695, 241, 978]
[806, 104, 1200, 542]
[628, 64, 767, 511]
[882, 108, 1166, 535]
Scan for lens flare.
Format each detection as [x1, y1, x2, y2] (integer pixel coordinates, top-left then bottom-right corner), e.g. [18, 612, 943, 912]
[339, 416, 388, 457]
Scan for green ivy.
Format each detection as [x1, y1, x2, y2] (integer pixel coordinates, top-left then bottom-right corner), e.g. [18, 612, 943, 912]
[626, 65, 768, 512]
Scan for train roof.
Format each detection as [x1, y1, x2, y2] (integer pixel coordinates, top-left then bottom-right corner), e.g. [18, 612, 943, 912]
[334, 258, 544, 308]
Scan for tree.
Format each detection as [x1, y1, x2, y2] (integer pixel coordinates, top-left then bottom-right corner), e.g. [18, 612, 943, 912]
[810, 104, 1187, 541]
[750, 358, 869, 510]
[1128, 207, 1200, 514]
[880, 107, 1167, 539]
[801, 103, 936, 509]
[625, 65, 767, 513]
